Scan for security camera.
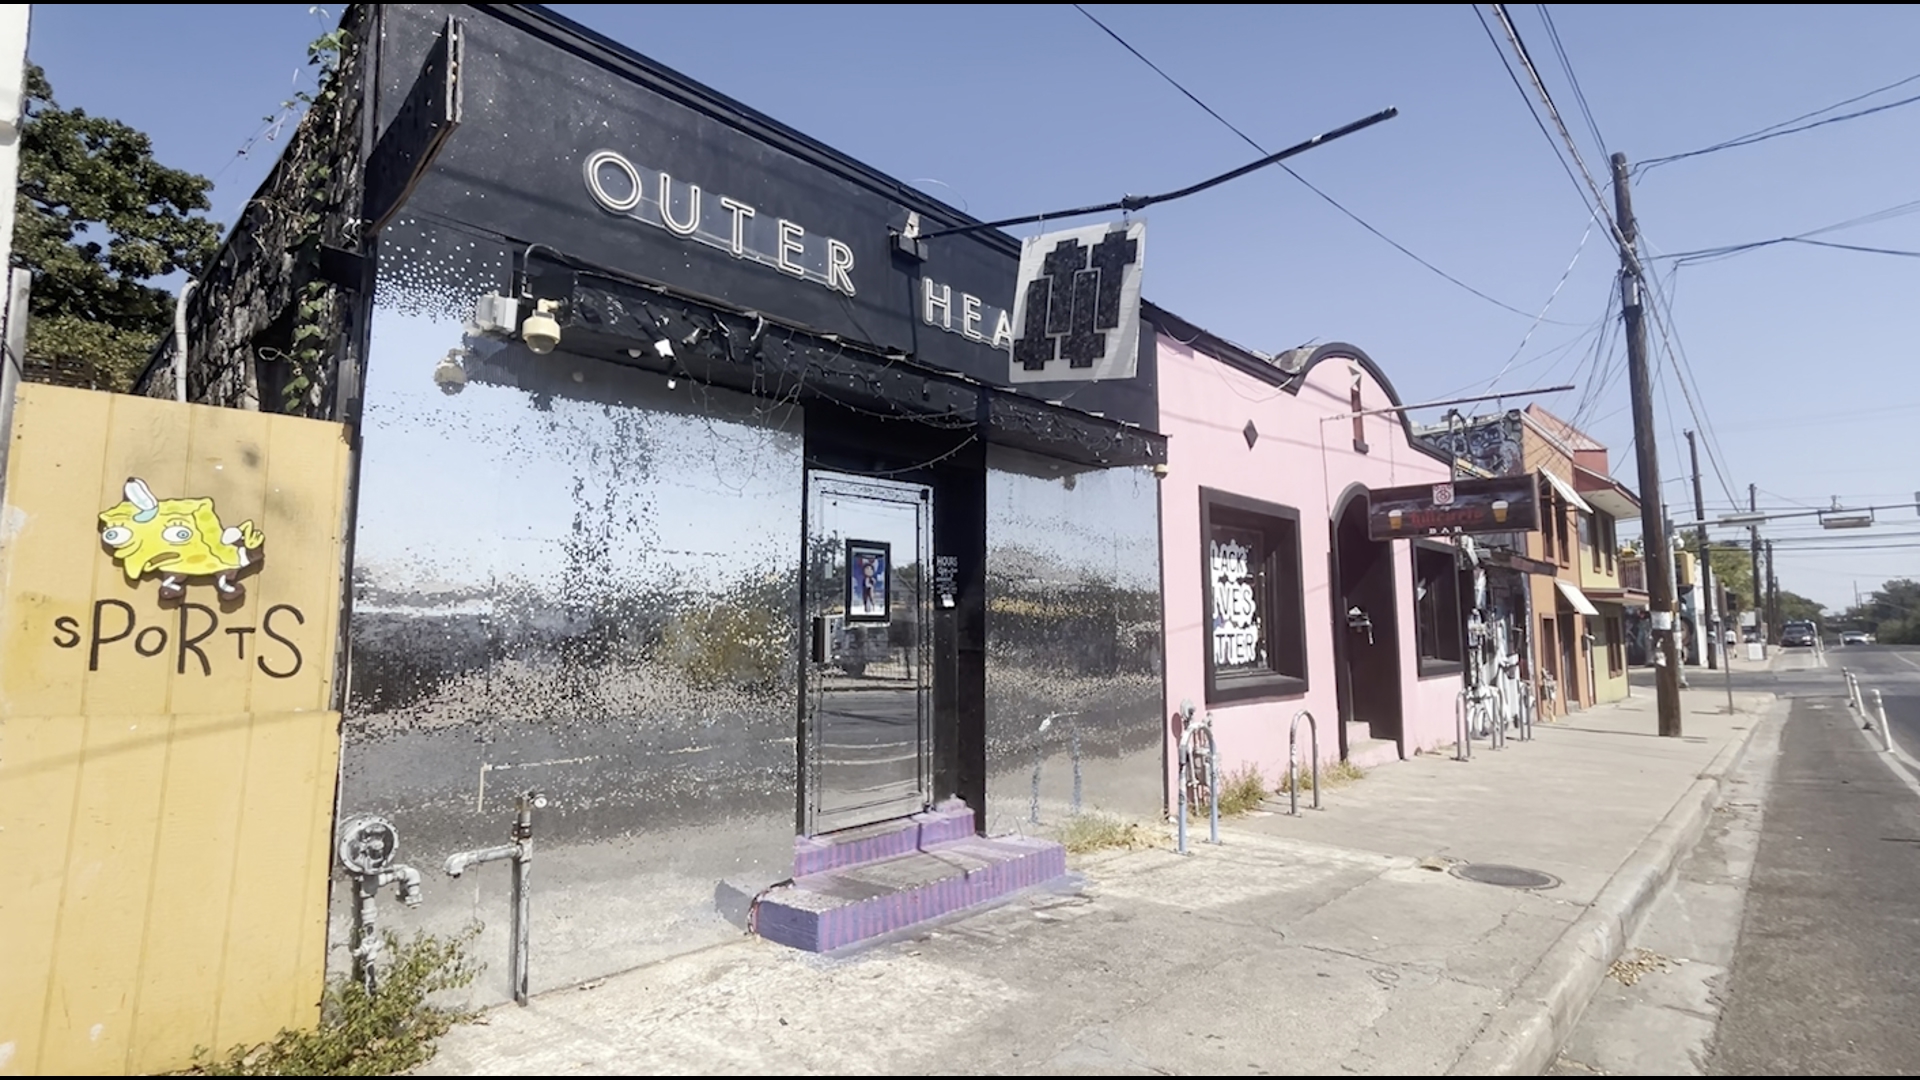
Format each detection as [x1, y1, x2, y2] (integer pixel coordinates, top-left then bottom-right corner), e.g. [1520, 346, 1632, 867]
[522, 298, 563, 355]
[433, 349, 468, 395]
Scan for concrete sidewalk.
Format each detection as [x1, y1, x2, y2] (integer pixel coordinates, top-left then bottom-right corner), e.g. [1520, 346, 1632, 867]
[419, 681, 1779, 1077]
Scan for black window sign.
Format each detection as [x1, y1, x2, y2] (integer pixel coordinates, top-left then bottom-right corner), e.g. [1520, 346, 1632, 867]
[934, 554, 958, 610]
[1367, 474, 1542, 540]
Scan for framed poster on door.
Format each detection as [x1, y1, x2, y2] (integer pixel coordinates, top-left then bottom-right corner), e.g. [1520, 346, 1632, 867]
[846, 540, 891, 623]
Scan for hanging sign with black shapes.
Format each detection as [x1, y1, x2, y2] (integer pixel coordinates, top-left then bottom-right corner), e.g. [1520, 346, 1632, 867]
[1009, 219, 1147, 384]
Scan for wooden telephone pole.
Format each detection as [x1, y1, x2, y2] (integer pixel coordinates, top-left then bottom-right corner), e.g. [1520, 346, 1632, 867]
[1687, 430, 1717, 670]
[1611, 152, 1684, 738]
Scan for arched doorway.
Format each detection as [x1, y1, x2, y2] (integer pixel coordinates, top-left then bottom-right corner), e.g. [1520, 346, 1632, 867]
[1331, 485, 1404, 756]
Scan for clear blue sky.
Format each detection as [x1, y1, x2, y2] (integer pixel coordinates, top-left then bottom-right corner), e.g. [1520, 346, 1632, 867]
[24, 3, 1920, 611]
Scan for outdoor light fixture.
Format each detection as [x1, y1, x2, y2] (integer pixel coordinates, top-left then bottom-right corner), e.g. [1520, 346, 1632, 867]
[469, 292, 521, 338]
[432, 348, 468, 395]
[521, 299, 563, 355]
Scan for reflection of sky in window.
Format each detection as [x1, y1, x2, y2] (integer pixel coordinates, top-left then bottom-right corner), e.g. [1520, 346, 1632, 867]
[355, 309, 801, 599]
[355, 306, 1159, 603]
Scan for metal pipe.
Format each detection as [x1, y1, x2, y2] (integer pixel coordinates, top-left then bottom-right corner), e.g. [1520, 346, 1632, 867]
[443, 790, 544, 1006]
[509, 793, 534, 1006]
[348, 864, 423, 993]
[444, 843, 518, 877]
[172, 280, 196, 404]
[1288, 710, 1321, 815]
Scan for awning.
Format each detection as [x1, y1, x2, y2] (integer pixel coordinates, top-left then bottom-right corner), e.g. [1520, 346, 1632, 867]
[1573, 466, 1640, 519]
[1480, 547, 1559, 576]
[1581, 586, 1649, 606]
[1540, 467, 1595, 515]
[1554, 578, 1601, 618]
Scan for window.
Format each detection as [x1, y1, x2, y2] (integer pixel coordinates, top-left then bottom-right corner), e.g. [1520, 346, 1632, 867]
[1555, 497, 1571, 566]
[1412, 541, 1463, 674]
[1200, 488, 1307, 704]
[1581, 512, 1599, 571]
[1540, 479, 1555, 560]
[1606, 615, 1625, 675]
[1601, 517, 1616, 573]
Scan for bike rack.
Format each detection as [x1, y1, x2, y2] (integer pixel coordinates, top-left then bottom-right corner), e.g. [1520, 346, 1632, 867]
[1288, 710, 1321, 816]
[1454, 689, 1472, 762]
[1028, 711, 1082, 825]
[1175, 700, 1219, 854]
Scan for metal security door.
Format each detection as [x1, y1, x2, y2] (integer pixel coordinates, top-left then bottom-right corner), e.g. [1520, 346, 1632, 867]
[802, 472, 933, 835]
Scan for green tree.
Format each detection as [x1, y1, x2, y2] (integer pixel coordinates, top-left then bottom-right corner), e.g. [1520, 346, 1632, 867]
[1703, 546, 1756, 615]
[1774, 590, 1825, 626]
[1849, 578, 1920, 644]
[13, 64, 220, 391]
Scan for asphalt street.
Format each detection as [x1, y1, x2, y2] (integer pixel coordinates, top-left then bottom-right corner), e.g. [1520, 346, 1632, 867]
[1555, 643, 1920, 1075]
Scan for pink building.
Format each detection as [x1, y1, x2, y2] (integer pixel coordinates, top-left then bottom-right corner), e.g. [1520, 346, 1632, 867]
[1151, 305, 1464, 796]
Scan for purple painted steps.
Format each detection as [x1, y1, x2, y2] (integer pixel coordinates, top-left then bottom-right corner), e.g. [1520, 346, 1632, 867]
[754, 800, 1068, 953]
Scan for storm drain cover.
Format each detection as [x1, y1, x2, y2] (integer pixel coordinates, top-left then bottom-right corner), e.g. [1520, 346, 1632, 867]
[1450, 863, 1561, 891]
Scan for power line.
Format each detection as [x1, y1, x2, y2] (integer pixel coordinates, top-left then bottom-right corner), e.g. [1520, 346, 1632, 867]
[1640, 265, 1740, 507]
[1471, 4, 1606, 222]
[1638, 71, 1920, 172]
[1445, 210, 1604, 396]
[1069, 4, 1581, 324]
[1536, 5, 1607, 162]
[1670, 236, 1920, 266]
[1661, 198, 1920, 267]
[1488, 4, 1621, 241]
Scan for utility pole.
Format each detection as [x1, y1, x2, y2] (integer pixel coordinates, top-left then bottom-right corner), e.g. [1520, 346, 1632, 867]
[1748, 484, 1763, 633]
[1765, 539, 1778, 639]
[1612, 152, 1684, 738]
[1687, 430, 1717, 670]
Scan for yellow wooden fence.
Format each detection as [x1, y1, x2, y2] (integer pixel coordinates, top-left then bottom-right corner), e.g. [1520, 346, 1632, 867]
[0, 383, 351, 1076]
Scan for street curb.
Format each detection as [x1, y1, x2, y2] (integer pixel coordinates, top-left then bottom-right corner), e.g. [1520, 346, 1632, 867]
[1446, 696, 1779, 1076]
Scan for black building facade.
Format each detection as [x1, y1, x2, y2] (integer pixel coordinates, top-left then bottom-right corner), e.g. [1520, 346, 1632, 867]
[151, 4, 1171, 1000]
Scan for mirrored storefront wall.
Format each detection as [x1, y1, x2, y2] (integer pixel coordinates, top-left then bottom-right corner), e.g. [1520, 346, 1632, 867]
[340, 215, 803, 1005]
[983, 448, 1165, 833]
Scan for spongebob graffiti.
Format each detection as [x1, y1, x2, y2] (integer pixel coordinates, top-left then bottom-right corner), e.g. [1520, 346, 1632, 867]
[98, 478, 266, 602]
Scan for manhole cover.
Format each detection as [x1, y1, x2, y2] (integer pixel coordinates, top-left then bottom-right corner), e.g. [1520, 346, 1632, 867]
[1450, 863, 1561, 890]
